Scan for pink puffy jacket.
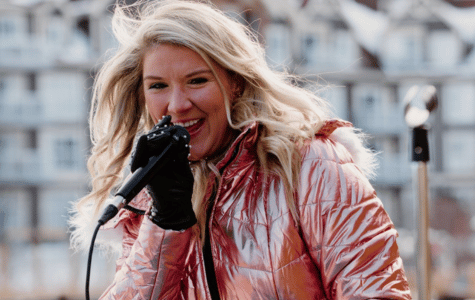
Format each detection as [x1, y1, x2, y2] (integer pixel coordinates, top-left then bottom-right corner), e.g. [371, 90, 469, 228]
[98, 120, 412, 299]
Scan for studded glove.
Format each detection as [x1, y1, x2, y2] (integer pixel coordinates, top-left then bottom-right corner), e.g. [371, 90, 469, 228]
[130, 116, 196, 231]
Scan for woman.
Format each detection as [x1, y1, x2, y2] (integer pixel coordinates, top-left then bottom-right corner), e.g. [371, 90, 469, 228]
[70, 0, 412, 299]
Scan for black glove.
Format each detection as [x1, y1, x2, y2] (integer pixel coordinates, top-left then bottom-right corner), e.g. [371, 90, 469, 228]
[131, 116, 197, 231]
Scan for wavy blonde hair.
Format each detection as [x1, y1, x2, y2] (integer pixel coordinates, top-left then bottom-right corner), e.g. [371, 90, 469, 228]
[72, 0, 331, 237]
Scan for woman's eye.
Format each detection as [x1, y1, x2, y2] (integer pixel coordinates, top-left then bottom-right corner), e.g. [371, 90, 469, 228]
[149, 82, 167, 89]
[189, 77, 208, 85]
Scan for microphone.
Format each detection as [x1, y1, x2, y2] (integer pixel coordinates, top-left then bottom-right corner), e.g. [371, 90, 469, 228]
[98, 123, 190, 225]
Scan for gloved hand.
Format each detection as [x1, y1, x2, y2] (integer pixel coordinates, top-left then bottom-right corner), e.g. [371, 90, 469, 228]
[131, 115, 197, 231]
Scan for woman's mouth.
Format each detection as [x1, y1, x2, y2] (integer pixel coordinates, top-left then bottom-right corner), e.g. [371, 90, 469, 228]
[174, 119, 204, 136]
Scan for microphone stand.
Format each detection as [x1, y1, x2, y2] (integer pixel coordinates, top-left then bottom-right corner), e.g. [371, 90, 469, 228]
[411, 126, 431, 300]
[403, 84, 437, 300]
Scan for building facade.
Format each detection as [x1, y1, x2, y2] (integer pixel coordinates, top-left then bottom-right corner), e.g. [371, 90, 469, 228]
[0, 0, 474, 298]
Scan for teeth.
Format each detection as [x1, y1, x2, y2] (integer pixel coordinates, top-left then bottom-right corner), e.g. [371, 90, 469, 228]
[175, 119, 200, 128]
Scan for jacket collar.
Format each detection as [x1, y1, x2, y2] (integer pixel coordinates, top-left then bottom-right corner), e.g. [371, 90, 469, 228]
[215, 121, 260, 172]
[215, 119, 353, 171]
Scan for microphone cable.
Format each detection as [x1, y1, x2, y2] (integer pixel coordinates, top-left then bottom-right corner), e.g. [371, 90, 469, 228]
[86, 221, 103, 300]
[85, 201, 124, 300]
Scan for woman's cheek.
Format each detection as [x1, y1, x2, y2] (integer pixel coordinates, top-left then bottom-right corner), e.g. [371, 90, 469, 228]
[145, 100, 164, 123]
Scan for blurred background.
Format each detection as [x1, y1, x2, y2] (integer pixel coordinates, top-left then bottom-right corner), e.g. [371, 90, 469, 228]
[1, 0, 475, 299]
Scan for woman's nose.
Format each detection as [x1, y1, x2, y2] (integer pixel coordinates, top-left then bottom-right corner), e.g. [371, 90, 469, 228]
[167, 87, 193, 113]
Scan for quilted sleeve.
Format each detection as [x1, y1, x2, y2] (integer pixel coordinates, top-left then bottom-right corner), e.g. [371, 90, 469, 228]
[97, 190, 203, 299]
[299, 138, 412, 300]
[99, 216, 198, 299]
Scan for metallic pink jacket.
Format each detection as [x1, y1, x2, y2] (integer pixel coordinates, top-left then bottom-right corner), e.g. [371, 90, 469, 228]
[98, 120, 412, 299]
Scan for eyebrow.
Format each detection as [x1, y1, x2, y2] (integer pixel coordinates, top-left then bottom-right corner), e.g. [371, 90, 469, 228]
[143, 69, 213, 81]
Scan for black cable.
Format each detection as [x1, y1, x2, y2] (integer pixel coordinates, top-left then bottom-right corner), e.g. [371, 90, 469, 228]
[86, 221, 103, 300]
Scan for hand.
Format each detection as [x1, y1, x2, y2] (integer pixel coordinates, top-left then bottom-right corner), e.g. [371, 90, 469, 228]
[131, 116, 197, 231]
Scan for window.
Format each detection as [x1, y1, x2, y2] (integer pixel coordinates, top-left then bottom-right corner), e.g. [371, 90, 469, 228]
[428, 30, 462, 69]
[26, 129, 37, 149]
[329, 29, 359, 68]
[382, 26, 424, 70]
[353, 83, 405, 132]
[76, 16, 90, 37]
[352, 83, 382, 128]
[27, 73, 36, 92]
[0, 190, 30, 237]
[39, 129, 86, 178]
[0, 77, 5, 101]
[54, 138, 79, 170]
[302, 33, 324, 66]
[0, 19, 16, 38]
[442, 130, 475, 173]
[46, 15, 65, 46]
[318, 84, 348, 119]
[0, 133, 39, 180]
[39, 188, 82, 237]
[0, 74, 26, 102]
[441, 82, 475, 125]
[0, 74, 38, 123]
[265, 22, 291, 69]
[0, 133, 22, 176]
[300, 23, 332, 69]
[0, 15, 27, 46]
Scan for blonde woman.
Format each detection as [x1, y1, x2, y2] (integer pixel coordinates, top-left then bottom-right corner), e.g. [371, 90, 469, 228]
[70, 0, 412, 299]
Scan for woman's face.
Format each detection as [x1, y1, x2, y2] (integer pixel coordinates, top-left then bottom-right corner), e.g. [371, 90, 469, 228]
[142, 44, 237, 161]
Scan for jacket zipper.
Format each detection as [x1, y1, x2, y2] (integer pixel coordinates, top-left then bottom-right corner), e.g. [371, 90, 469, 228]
[204, 128, 249, 300]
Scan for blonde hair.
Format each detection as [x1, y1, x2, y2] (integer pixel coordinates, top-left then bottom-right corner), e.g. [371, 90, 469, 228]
[71, 0, 330, 238]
